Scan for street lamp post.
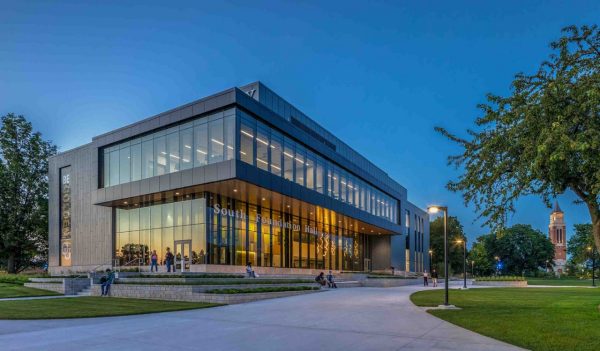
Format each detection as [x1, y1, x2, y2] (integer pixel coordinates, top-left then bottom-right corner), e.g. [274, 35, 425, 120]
[428, 205, 449, 306]
[587, 246, 596, 287]
[456, 239, 467, 289]
[428, 249, 433, 273]
[471, 260, 475, 277]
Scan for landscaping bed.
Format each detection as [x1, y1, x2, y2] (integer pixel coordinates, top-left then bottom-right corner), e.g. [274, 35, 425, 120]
[115, 278, 314, 285]
[473, 276, 527, 287]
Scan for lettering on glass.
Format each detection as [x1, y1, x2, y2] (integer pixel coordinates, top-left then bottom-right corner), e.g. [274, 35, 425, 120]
[60, 167, 72, 266]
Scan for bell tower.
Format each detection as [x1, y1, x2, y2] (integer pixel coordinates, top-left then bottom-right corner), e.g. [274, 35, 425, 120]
[549, 201, 567, 275]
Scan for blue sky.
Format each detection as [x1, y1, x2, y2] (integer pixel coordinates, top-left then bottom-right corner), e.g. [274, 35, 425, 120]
[1, 0, 598, 244]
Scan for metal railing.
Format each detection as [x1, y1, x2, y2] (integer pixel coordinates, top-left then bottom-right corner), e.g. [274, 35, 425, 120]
[113, 258, 143, 273]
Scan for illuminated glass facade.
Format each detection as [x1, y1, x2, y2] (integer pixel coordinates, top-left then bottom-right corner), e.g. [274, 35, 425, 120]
[116, 193, 368, 270]
[102, 108, 397, 225]
[102, 109, 235, 187]
[239, 110, 398, 223]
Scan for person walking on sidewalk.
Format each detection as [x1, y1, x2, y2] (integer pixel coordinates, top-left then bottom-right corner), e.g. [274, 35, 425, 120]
[431, 269, 439, 287]
[423, 270, 429, 287]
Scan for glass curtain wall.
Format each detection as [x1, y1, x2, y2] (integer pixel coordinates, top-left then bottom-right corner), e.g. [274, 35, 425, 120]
[115, 192, 368, 270]
[115, 196, 207, 266]
[238, 110, 398, 224]
[102, 109, 235, 188]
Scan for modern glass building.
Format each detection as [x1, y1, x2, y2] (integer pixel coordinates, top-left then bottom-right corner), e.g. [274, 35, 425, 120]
[48, 82, 429, 275]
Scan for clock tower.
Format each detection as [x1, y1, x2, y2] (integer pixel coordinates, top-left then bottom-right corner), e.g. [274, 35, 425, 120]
[548, 201, 567, 275]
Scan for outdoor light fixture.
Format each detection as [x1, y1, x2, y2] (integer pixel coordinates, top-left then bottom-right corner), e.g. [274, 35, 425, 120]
[455, 238, 467, 289]
[427, 205, 450, 306]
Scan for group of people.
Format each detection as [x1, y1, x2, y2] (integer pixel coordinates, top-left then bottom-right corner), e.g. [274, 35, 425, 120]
[422, 269, 439, 287]
[149, 248, 175, 272]
[316, 271, 337, 288]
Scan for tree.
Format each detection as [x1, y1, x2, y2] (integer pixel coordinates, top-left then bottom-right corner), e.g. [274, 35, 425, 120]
[468, 240, 494, 276]
[0, 113, 56, 273]
[468, 225, 554, 276]
[429, 216, 467, 276]
[567, 223, 594, 264]
[435, 25, 600, 250]
[495, 224, 555, 275]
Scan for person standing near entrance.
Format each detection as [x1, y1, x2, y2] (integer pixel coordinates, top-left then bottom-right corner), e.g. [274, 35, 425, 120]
[165, 248, 174, 272]
[431, 269, 438, 287]
[150, 250, 158, 272]
[423, 270, 429, 286]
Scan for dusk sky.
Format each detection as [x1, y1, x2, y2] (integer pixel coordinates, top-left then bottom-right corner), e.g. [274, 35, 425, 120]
[2, 0, 598, 245]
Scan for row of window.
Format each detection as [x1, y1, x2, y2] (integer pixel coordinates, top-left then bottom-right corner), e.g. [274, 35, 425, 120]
[115, 194, 367, 271]
[101, 107, 398, 224]
[102, 110, 235, 187]
[239, 111, 398, 223]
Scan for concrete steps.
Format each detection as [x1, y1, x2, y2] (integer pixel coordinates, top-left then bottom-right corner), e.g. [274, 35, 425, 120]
[76, 287, 92, 296]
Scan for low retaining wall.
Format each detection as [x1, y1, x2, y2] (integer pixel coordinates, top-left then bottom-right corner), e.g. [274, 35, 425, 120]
[91, 284, 322, 304]
[473, 280, 528, 287]
[24, 278, 91, 295]
[24, 282, 65, 294]
[362, 278, 421, 288]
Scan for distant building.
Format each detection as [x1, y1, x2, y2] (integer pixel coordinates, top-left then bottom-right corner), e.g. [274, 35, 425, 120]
[548, 201, 567, 275]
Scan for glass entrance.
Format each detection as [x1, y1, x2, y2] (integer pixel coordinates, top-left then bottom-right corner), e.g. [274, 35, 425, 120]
[174, 240, 192, 272]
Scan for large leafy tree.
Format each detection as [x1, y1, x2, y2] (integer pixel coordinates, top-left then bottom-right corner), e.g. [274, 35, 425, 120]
[0, 113, 56, 273]
[495, 224, 555, 275]
[470, 225, 555, 275]
[429, 216, 467, 276]
[436, 25, 600, 248]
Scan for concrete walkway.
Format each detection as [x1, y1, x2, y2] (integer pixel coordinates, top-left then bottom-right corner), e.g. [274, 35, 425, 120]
[0, 284, 524, 351]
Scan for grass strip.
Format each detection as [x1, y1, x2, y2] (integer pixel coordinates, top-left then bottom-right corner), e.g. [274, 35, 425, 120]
[0, 283, 61, 299]
[410, 287, 600, 351]
[0, 297, 220, 319]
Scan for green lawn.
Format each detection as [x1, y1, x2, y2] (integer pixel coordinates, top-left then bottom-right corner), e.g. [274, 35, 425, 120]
[0, 283, 61, 299]
[527, 277, 597, 286]
[0, 297, 220, 319]
[411, 288, 600, 351]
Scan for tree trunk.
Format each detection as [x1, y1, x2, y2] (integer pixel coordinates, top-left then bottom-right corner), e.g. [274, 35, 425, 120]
[582, 197, 600, 253]
[592, 216, 600, 253]
[7, 252, 17, 274]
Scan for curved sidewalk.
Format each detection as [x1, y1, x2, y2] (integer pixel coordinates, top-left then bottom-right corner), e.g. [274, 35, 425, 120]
[0, 284, 523, 351]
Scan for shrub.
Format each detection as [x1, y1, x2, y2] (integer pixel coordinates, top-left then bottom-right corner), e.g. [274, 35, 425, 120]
[475, 276, 525, 282]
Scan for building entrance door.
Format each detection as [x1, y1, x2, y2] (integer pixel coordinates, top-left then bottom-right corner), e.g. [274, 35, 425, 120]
[174, 240, 192, 273]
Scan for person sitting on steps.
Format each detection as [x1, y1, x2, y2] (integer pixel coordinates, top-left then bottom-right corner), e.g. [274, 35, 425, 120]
[100, 268, 115, 297]
[326, 270, 338, 288]
[246, 262, 257, 278]
[315, 272, 327, 287]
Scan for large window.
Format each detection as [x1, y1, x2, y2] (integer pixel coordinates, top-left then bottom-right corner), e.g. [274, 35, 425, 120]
[115, 196, 206, 265]
[237, 110, 398, 224]
[102, 109, 235, 188]
[116, 193, 369, 270]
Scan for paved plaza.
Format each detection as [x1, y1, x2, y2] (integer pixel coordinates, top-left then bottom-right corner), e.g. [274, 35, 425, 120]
[0, 284, 522, 351]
